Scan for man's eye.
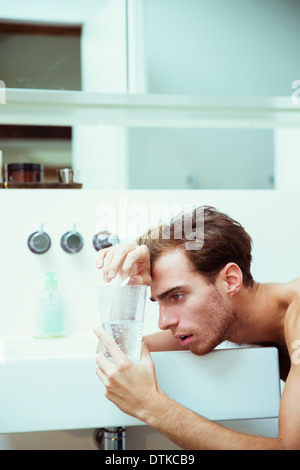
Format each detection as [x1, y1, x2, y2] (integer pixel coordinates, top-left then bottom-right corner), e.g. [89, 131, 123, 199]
[171, 294, 183, 302]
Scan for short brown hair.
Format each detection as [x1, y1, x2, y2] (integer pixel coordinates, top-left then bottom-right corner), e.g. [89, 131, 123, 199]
[137, 206, 253, 287]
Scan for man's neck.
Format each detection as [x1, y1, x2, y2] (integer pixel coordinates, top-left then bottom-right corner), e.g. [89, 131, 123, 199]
[227, 282, 287, 346]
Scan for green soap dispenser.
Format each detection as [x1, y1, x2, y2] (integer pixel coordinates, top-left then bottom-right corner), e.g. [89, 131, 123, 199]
[34, 272, 65, 338]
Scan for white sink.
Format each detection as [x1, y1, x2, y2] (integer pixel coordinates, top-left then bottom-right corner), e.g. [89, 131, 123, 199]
[0, 336, 98, 359]
[0, 337, 281, 434]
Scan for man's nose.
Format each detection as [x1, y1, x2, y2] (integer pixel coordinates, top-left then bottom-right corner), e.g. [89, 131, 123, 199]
[158, 305, 178, 331]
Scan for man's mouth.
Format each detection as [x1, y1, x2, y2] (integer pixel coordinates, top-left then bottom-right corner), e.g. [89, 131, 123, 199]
[174, 334, 193, 347]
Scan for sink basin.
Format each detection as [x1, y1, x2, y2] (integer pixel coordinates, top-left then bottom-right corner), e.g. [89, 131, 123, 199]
[0, 337, 281, 434]
[0, 336, 98, 359]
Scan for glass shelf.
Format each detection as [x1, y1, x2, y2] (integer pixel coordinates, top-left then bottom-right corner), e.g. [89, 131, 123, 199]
[1, 88, 300, 129]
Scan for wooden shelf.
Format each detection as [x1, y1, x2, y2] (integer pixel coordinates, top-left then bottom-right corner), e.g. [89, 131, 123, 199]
[0, 182, 82, 189]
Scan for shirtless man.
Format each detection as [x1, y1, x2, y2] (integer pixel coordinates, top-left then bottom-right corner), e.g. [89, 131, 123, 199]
[94, 206, 300, 450]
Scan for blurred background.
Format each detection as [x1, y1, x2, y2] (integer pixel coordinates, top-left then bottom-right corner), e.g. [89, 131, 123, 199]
[1, 0, 299, 188]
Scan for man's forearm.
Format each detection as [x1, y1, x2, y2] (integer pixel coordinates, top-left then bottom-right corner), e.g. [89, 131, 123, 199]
[140, 391, 285, 450]
[95, 328, 285, 450]
[143, 330, 188, 352]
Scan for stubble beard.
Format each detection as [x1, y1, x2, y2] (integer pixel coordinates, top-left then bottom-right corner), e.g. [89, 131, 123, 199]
[191, 284, 239, 356]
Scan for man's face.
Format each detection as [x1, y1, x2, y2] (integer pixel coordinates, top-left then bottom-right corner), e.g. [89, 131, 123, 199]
[150, 248, 235, 355]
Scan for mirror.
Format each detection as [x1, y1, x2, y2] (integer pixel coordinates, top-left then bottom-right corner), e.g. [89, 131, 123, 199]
[142, 0, 299, 97]
[1, 0, 299, 189]
[127, 127, 274, 190]
[0, 22, 81, 90]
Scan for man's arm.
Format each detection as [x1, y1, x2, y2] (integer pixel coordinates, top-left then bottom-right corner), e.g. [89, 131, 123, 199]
[149, 301, 300, 451]
[141, 391, 284, 450]
[94, 328, 288, 450]
[143, 330, 189, 352]
[275, 297, 300, 450]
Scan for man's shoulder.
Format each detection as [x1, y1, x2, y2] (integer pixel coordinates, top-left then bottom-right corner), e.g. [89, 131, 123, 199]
[281, 278, 300, 312]
[284, 292, 300, 352]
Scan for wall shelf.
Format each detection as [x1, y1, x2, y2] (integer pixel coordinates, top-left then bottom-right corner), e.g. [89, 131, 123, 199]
[1, 89, 300, 129]
[0, 182, 82, 189]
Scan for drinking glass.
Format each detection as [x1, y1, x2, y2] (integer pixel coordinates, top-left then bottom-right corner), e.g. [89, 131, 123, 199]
[96, 284, 147, 362]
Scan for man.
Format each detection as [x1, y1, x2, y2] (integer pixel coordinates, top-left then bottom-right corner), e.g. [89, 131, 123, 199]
[94, 206, 300, 450]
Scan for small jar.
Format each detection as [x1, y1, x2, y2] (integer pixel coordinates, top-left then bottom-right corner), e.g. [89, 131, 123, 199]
[5, 163, 44, 183]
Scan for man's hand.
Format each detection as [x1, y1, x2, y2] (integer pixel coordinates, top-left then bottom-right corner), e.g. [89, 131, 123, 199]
[96, 241, 151, 286]
[94, 326, 286, 450]
[94, 327, 161, 420]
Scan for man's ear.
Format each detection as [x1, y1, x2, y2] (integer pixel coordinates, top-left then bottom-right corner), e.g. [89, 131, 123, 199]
[218, 263, 243, 297]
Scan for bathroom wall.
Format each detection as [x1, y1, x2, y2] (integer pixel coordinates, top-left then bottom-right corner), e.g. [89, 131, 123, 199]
[1, 188, 299, 449]
[1, 188, 300, 338]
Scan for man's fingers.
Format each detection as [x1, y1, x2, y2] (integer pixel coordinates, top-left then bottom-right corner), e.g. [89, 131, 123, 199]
[101, 247, 120, 281]
[129, 274, 152, 286]
[96, 360, 109, 385]
[96, 246, 116, 269]
[141, 341, 153, 363]
[121, 245, 150, 279]
[104, 242, 138, 281]
[96, 242, 139, 282]
[94, 326, 126, 362]
[96, 350, 113, 373]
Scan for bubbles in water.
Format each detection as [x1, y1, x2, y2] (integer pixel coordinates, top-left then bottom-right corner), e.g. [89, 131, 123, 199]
[101, 321, 143, 362]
